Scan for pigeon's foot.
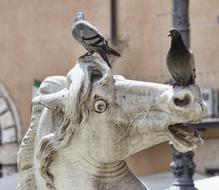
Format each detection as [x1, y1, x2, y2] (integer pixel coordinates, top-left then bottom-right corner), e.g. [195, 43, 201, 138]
[180, 81, 191, 88]
[182, 83, 189, 89]
[169, 81, 180, 88]
[79, 52, 90, 59]
[169, 81, 189, 88]
[79, 51, 94, 59]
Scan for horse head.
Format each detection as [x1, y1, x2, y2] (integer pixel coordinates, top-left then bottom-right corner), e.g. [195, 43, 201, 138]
[18, 56, 207, 190]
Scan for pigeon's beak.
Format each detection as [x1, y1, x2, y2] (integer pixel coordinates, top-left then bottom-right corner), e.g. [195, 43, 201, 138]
[168, 33, 171, 37]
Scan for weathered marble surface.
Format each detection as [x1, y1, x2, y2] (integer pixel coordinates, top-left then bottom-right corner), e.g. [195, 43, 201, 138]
[17, 56, 207, 190]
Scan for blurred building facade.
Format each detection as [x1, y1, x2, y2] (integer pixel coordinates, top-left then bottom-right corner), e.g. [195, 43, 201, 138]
[0, 0, 219, 177]
[0, 83, 21, 176]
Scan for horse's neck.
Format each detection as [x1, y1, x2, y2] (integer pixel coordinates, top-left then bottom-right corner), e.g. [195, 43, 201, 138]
[49, 152, 147, 190]
[79, 155, 128, 178]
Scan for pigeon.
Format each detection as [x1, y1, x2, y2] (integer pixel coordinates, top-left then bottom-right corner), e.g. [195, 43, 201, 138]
[72, 12, 121, 68]
[166, 29, 196, 87]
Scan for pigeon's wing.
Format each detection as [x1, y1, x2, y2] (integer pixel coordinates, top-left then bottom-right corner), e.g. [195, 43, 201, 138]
[166, 53, 181, 81]
[83, 26, 121, 57]
[189, 49, 196, 83]
[80, 21, 107, 47]
[76, 21, 121, 57]
[105, 46, 121, 57]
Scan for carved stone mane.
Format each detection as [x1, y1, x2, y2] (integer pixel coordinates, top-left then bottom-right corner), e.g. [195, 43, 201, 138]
[18, 58, 111, 189]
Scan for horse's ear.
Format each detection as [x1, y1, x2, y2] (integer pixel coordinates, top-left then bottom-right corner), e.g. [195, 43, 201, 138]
[91, 68, 103, 83]
[32, 76, 68, 111]
[38, 76, 66, 95]
[32, 89, 68, 110]
[89, 60, 114, 87]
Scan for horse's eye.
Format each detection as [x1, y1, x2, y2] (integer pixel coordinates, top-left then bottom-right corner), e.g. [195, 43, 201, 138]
[93, 98, 107, 113]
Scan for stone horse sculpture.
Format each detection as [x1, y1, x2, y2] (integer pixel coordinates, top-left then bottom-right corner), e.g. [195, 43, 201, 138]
[18, 56, 206, 190]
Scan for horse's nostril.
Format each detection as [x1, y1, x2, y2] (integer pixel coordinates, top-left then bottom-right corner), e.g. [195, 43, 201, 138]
[174, 94, 191, 107]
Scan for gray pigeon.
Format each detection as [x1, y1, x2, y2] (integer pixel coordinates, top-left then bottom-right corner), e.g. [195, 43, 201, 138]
[166, 29, 196, 87]
[72, 12, 121, 68]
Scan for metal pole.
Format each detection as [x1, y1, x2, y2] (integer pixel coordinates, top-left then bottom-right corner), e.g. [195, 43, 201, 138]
[172, 0, 190, 47]
[168, 1, 198, 190]
[169, 146, 197, 190]
[110, 0, 117, 45]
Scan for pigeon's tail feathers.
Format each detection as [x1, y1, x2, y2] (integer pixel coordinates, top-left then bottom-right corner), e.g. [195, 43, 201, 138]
[74, 11, 85, 23]
[98, 50, 111, 68]
[90, 44, 112, 68]
[106, 46, 121, 57]
[100, 52, 111, 68]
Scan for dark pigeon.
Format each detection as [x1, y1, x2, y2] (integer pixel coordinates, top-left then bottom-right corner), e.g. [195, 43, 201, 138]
[166, 29, 196, 87]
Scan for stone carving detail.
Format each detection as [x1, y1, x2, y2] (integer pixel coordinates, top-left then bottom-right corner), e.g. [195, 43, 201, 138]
[18, 56, 206, 190]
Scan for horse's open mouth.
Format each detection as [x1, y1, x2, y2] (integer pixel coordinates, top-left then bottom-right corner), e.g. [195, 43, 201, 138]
[168, 124, 203, 148]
